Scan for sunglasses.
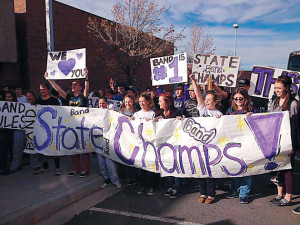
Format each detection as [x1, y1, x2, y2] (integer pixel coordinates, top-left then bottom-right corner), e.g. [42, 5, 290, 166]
[233, 97, 245, 102]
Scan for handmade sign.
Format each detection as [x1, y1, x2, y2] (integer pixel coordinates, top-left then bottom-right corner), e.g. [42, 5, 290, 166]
[87, 97, 121, 111]
[150, 53, 187, 86]
[192, 54, 240, 87]
[46, 48, 86, 80]
[249, 65, 300, 99]
[20, 104, 291, 178]
[0, 101, 35, 130]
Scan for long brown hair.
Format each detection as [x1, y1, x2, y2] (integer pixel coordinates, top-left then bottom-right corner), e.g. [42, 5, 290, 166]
[120, 95, 135, 111]
[230, 87, 253, 114]
[274, 76, 292, 111]
[157, 92, 176, 118]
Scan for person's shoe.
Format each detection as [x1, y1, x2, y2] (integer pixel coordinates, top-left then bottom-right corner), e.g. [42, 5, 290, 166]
[126, 180, 137, 187]
[67, 171, 77, 177]
[269, 195, 283, 204]
[116, 183, 122, 189]
[226, 191, 239, 199]
[198, 195, 207, 203]
[292, 206, 300, 214]
[205, 196, 214, 204]
[32, 167, 41, 174]
[270, 177, 279, 186]
[147, 188, 156, 196]
[164, 188, 173, 197]
[79, 171, 89, 178]
[55, 168, 62, 176]
[239, 197, 249, 204]
[272, 198, 292, 206]
[169, 189, 180, 199]
[137, 187, 147, 195]
[101, 179, 111, 189]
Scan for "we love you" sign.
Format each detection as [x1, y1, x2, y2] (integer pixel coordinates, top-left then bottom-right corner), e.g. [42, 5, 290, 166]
[46, 48, 86, 80]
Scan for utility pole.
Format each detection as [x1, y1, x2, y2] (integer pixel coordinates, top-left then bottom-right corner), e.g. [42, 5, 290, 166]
[45, 0, 54, 51]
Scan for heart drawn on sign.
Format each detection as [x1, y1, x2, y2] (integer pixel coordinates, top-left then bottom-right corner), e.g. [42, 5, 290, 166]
[50, 70, 55, 75]
[76, 53, 83, 60]
[58, 58, 76, 76]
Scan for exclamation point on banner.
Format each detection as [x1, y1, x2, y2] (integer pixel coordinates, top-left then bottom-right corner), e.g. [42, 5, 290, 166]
[245, 113, 284, 170]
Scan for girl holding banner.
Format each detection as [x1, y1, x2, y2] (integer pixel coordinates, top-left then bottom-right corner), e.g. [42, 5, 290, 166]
[190, 74, 223, 204]
[131, 93, 157, 195]
[98, 96, 122, 189]
[269, 76, 298, 207]
[225, 87, 257, 204]
[154, 92, 182, 199]
[119, 95, 138, 186]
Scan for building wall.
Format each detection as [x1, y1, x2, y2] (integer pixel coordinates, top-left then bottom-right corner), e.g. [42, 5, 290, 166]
[0, 0, 17, 62]
[25, 0, 172, 95]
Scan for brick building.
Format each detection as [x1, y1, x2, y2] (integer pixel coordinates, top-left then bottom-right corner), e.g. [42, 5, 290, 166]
[1, 0, 173, 95]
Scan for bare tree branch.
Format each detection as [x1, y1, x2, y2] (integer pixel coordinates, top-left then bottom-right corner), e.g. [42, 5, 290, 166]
[87, 0, 184, 85]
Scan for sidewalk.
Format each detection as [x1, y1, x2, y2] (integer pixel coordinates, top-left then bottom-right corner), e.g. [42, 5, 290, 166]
[0, 155, 103, 225]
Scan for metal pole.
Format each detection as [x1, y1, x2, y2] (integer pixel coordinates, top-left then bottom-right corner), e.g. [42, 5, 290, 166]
[234, 28, 237, 56]
[45, 0, 54, 52]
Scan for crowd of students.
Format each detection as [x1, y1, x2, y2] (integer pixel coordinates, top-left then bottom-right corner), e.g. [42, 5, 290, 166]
[0, 70, 299, 214]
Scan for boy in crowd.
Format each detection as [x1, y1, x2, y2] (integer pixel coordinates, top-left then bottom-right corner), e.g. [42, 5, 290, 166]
[45, 68, 90, 177]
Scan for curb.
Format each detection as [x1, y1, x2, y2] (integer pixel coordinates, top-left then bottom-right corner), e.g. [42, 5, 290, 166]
[1, 175, 102, 225]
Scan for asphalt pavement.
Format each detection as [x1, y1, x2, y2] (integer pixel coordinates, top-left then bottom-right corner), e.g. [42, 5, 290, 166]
[1, 155, 300, 225]
[63, 175, 300, 225]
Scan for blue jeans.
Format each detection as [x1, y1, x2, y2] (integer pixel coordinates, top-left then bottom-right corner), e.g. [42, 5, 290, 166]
[97, 154, 120, 185]
[167, 177, 181, 190]
[30, 154, 40, 169]
[232, 176, 252, 198]
[9, 130, 26, 171]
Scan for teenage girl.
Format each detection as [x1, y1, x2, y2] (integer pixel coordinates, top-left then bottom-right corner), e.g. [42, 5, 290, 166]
[190, 74, 223, 204]
[131, 93, 158, 195]
[154, 92, 182, 199]
[120, 95, 138, 185]
[225, 87, 257, 204]
[98, 96, 122, 189]
[269, 76, 298, 206]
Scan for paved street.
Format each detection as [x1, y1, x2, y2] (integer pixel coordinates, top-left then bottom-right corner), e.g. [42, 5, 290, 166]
[38, 175, 300, 225]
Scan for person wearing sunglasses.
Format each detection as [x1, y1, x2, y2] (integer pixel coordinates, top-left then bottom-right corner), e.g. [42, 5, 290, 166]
[225, 87, 258, 204]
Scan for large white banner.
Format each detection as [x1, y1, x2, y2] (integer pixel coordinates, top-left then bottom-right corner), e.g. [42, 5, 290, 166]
[18, 104, 292, 178]
[249, 65, 300, 99]
[46, 48, 86, 80]
[192, 54, 240, 87]
[150, 53, 187, 86]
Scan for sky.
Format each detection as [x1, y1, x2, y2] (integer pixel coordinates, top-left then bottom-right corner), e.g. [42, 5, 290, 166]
[56, 0, 300, 71]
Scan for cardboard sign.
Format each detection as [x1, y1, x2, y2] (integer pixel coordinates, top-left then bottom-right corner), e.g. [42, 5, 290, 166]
[87, 97, 121, 111]
[192, 54, 240, 87]
[46, 48, 86, 80]
[150, 53, 187, 86]
[249, 65, 300, 99]
[0, 101, 35, 130]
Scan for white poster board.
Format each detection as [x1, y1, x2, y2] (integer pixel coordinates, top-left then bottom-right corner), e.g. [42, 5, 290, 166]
[46, 48, 86, 80]
[249, 65, 300, 99]
[192, 54, 240, 87]
[87, 97, 122, 111]
[150, 53, 187, 86]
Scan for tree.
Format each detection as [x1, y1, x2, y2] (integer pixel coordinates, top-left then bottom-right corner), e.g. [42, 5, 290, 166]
[87, 0, 184, 85]
[185, 21, 215, 63]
